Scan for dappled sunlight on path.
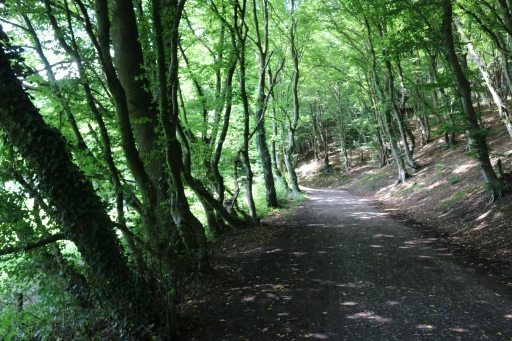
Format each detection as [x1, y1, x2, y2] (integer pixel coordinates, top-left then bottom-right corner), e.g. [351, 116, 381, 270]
[179, 187, 512, 340]
[265, 187, 512, 339]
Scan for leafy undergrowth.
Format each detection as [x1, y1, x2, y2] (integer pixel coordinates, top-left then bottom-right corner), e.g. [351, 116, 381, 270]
[296, 112, 512, 279]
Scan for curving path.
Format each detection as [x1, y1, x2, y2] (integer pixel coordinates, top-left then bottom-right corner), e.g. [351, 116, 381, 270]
[180, 187, 512, 340]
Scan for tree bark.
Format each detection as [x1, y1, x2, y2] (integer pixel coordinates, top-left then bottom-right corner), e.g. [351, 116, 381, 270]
[251, 0, 279, 207]
[442, 0, 503, 202]
[0, 35, 168, 338]
[285, 2, 302, 194]
[365, 17, 409, 184]
[454, 19, 512, 140]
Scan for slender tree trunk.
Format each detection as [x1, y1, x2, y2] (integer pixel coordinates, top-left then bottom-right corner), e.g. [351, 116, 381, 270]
[315, 98, 330, 167]
[233, 0, 258, 220]
[365, 17, 408, 184]
[251, 0, 279, 207]
[285, 0, 302, 194]
[395, 59, 419, 168]
[455, 19, 512, 140]
[310, 104, 320, 160]
[270, 107, 291, 191]
[442, 0, 503, 203]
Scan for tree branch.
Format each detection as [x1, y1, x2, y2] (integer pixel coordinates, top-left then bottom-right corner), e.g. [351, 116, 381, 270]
[0, 233, 66, 256]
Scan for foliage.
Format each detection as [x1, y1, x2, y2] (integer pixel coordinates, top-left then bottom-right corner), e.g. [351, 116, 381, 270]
[0, 0, 511, 338]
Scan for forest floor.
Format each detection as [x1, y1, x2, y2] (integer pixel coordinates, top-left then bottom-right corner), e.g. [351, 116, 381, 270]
[176, 112, 512, 340]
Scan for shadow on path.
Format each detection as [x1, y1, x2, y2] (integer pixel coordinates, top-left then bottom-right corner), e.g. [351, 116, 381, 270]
[178, 187, 512, 340]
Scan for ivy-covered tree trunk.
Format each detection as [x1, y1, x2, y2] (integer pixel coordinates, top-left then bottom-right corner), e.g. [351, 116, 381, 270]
[0, 34, 172, 338]
[442, 0, 503, 202]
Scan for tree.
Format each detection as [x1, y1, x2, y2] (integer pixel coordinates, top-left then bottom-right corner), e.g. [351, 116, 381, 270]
[441, 0, 504, 203]
[0, 29, 172, 338]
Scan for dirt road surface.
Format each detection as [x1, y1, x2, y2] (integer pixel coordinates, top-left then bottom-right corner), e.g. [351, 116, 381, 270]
[178, 188, 512, 340]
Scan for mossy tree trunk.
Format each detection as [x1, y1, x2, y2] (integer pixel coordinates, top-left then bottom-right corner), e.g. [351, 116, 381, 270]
[0, 34, 172, 338]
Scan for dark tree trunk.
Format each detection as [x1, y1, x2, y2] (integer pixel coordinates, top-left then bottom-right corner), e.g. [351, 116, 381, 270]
[252, 0, 279, 208]
[271, 109, 291, 191]
[285, 1, 302, 194]
[0, 36, 170, 338]
[233, 0, 258, 220]
[442, 0, 503, 202]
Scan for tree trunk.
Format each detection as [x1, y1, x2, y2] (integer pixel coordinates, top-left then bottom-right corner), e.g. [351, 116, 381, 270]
[252, 0, 279, 208]
[454, 19, 512, 140]
[285, 1, 302, 194]
[0, 37, 170, 338]
[310, 104, 320, 160]
[365, 17, 409, 184]
[152, 0, 212, 272]
[233, 0, 258, 220]
[271, 108, 291, 191]
[442, 0, 503, 202]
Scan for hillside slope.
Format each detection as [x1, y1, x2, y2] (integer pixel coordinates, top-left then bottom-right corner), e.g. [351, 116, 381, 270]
[297, 113, 512, 279]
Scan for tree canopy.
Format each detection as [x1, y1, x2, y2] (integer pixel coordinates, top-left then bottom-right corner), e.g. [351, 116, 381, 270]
[0, 0, 511, 338]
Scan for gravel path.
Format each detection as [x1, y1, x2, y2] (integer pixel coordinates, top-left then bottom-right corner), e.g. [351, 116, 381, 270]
[285, 187, 512, 340]
[179, 187, 512, 340]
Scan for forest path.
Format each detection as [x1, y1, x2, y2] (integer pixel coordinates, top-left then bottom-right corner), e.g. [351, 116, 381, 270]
[178, 188, 512, 340]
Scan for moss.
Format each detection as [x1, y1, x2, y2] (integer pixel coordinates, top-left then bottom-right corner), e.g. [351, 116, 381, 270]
[394, 181, 425, 197]
[356, 172, 388, 189]
[434, 163, 453, 178]
[442, 184, 482, 207]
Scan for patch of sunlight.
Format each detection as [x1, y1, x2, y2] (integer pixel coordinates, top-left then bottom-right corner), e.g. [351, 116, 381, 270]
[476, 210, 492, 221]
[291, 252, 308, 256]
[427, 181, 442, 190]
[347, 311, 392, 323]
[448, 327, 470, 333]
[471, 222, 487, 232]
[418, 255, 433, 259]
[384, 301, 400, 306]
[504, 314, 512, 319]
[453, 163, 473, 174]
[307, 223, 326, 227]
[341, 301, 359, 306]
[373, 234, 395, 238]
[350, 212, 387, 219]
[416, 324, 435, 330]
[242, 296, 255, 302]
[404, 238, 436, 245]
[243, 247, 264, 254]
[265, 248, 282, 253]
[303, 333, 329, 339]
[336, 281, 372, 288]
[370, 245, 383, 248]
[312, 279, 343, 285]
